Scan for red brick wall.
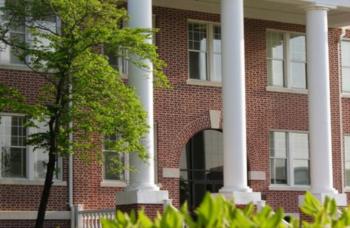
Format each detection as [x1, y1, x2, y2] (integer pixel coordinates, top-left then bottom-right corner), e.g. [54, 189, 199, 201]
[0, 6, 348, 217]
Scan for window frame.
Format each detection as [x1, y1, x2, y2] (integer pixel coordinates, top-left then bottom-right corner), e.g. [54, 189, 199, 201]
[0, 113, 63, 182]
[341, 39, 350, 95]
[344, 135, 350, 188]
[101, 135, 129, 185]
[269, 129, 310, 188]
[187, 19, 221, 84]
[266, 29, 307, 91]
[101, 122, 159, 187]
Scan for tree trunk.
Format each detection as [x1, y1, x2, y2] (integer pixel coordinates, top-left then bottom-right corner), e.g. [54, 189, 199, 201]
[35, 152, 57, 228]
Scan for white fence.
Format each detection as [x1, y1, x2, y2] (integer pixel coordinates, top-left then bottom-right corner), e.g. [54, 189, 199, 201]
[75, 205, 115, 228]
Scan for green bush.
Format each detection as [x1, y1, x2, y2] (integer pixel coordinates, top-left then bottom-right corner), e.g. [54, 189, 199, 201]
[101, 192, 350, 228]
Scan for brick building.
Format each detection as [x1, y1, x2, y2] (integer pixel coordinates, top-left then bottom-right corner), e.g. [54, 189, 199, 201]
[1, 0, 350, 227]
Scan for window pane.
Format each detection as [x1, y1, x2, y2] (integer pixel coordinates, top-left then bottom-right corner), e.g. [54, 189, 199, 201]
[289, 133, 309, 159]
[203, 130, 223, 171]
[342, 41, 350, 67]
[290, 34, 306, 62]
[189, 51, 207, 80]
[104, 151, 125, 181]
[345, 136, 350, 162]
[293, 160, 310, 185]
[188, 23, 207, 51]
[10, 32, 25, 65]
[188, 23, 208, 80]
[342, 67, 350, 93]
[267, 31, 284, 59]
[270, 158, 287, 184]
[268, 59, 284, 87]
[269, 132, 287, 158]
[212, 52, 221, 82]
[1, 147, 26, 178]
[34, 150, 60, 179]
[290, 62, 306, 89]
[212, 26, 221, 82]
[346, 161, 350, 187]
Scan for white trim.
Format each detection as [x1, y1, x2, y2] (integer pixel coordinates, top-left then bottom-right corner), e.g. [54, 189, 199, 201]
[0, 211, 70, 220]
[0, 179, 67, 186]
[100, 180, 127, 188]
[268, 185, 310, 191]
[248, 171, 266, 181]
[0, 64, 31, 71]
[186, 79, 222, 87]
[266, 86, 308, 94]
[341, 92, 350, 98]
[162, 168, 180, 178]
[116, 190, 169, 205]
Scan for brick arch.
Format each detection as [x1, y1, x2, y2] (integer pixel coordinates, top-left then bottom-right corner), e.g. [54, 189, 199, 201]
[173, 113, 222, 167]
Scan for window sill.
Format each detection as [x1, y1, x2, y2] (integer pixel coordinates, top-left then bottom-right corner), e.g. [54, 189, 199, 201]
[186, 79, 222, 87]
[0, 64, 31, 72]
[268, 185, 310, 191]
[344, 187, 350, 192]
[266, 86, 308, 94]
[100, 180, 127, 188]
[342, 93, 350, 98]
[0, 179, 66, 186]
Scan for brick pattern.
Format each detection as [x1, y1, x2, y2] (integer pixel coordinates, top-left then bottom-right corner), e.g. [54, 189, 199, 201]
[0, 6, 348, 219]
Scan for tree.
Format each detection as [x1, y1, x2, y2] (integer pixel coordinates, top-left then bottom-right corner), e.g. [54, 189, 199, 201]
[0, 0, 168, 227]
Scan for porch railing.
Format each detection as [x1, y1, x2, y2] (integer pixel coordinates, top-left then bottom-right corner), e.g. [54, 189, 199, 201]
[75, 205, 115, 228]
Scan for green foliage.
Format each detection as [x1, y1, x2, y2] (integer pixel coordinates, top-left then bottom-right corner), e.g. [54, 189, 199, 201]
[0, 0, 168, 167]
[102, 192, 350, 228]
[0, 0, 169, 225]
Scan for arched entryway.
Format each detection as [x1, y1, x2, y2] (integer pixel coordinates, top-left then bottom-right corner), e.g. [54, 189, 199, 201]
[179, 129, 223, 210]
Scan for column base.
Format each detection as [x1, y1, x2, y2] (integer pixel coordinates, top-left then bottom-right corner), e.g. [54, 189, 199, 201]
[298, 192, 347, 207]
[214, 191, 262, 205]
[116, 190, 169, 205]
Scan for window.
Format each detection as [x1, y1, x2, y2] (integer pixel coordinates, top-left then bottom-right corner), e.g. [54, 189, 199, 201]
[188, 22, 221, 82]
[105, 15, 156, 77]
[267, 31, 307, 89]
[102, 135, 127, 182]
[0, 0, 57, 66]
[341, 40, 350, 93]
[344, 136, 350, 186]
[0, 114, 62, 180]
[269, 131, 310, 186]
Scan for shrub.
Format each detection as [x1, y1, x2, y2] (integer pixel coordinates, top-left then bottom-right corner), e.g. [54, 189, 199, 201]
[101, 192, 350, 228]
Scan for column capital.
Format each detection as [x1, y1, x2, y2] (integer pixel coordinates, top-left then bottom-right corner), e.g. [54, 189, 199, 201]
[302, 3, 336, 11]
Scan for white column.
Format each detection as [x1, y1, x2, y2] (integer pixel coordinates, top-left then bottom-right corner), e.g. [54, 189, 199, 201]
[306, 5, 335, 194]
[126, 0, 157, 191]
[116, 0, 168, 206]
[219, 0, 260, 204]
[220, 0, 250, 193]
[299, 5, 346, 206]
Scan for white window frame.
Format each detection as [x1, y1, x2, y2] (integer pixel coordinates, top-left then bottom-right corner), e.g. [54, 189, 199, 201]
[269, 130, 310, 189]
[101, 135, 129, 187]
[266, 29, 307, 93]
[101, 122, 159, 187]
[0, 113, 63, 183]
[187, 19, 221, 85]
[341, 39, 350, 95]
[344, 135, 350, 188]
[0, 1, 59, 71]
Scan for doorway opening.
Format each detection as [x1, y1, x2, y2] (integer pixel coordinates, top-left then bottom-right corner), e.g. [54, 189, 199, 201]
[179, 129, 223, 210]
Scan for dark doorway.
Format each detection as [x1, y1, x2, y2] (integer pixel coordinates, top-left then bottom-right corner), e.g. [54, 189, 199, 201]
[179, 129, 223, 211]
